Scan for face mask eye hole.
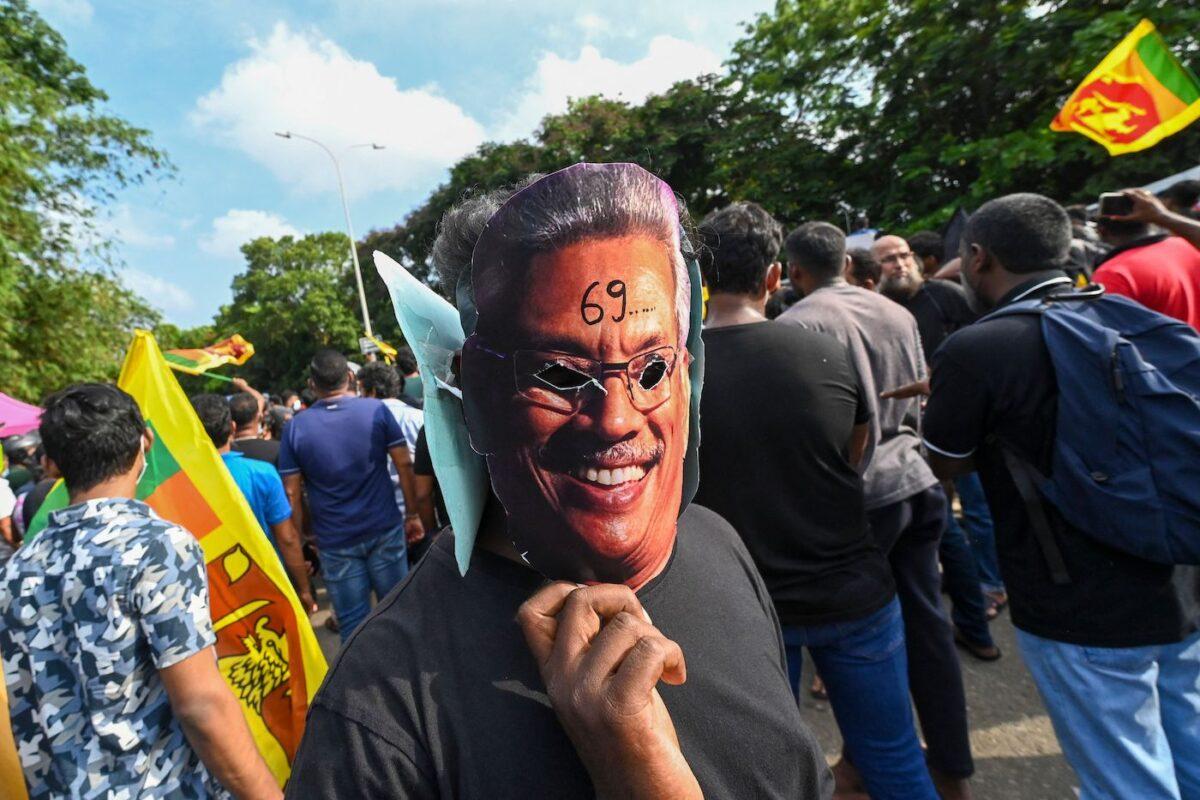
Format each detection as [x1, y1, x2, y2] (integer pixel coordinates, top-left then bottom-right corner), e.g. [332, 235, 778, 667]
[535, 363, 593, 391]
[638, 359, 669, 390]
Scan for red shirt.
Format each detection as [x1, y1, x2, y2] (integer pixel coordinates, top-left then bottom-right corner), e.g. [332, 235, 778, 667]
[1093, 235, 1200, 329]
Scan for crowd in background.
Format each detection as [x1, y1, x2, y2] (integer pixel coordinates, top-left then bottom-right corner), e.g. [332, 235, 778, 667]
[0, 173, 1198, 800]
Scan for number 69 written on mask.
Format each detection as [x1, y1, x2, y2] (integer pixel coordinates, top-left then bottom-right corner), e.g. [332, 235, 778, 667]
[581, 280, 627, 325]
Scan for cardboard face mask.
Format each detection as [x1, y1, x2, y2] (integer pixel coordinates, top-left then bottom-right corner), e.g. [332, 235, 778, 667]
[375, 163, 705, 586]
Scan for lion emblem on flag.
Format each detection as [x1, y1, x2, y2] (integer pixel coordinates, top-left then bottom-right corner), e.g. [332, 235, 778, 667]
[219, 616, 291, 712]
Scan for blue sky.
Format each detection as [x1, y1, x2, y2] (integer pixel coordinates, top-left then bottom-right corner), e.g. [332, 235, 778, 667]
[32, 0, 772, 327]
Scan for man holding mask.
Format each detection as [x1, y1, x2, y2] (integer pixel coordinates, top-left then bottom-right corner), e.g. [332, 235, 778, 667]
[287, 164, 830, 798]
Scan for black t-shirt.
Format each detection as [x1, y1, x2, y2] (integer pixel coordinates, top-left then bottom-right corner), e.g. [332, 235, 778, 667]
[897, 279, 977, 362]
[286, 505, 831, 799]
[232, 437, 280, 467]
[695, 322, 892, 626]
[412, 427, 448, 529]
[923, 272, 1200, 647]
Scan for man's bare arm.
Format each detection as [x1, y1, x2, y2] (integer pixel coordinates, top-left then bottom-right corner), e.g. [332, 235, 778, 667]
[1112, 188, 1200, 253]
[414, 474, 437, 534]
[161, 648, 282, 800]
[389, 445, 426, 544]
[281, 473, 305, 543]
[231, 378, 267, 419]
[847, 423, 870, 469]
[270, 517, 316, 613]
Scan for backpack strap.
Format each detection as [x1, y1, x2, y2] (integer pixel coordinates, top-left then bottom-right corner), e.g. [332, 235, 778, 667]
[992, 439, 1073, 586]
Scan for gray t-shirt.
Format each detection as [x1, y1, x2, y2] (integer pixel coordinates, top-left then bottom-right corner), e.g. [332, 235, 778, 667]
[777, 281, 936, 509]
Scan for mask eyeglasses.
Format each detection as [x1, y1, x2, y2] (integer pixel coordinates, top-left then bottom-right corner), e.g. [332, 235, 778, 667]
[467, 339, 679, 415]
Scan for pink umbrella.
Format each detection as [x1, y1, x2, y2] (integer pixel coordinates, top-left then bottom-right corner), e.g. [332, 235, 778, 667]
[0, 393, 41, 438]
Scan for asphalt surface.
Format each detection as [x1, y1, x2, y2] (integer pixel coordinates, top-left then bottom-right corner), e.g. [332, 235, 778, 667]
[312, 586, 1079, 799]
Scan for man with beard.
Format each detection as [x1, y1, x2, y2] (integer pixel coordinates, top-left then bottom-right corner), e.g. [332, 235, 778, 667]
[286, 164, 830, 799]
[779, 223, 975, 799]
[874, 234, 1002, 656]
[873, 234, 976, 360]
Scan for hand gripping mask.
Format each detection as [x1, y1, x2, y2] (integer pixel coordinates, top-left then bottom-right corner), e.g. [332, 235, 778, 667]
[374, 162, 704, 584]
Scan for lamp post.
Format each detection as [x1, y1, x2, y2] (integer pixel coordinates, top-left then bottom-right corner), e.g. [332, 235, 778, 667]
[274, 131, 383, 339]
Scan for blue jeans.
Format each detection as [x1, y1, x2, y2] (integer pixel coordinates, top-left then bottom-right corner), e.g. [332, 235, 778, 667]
[321, 526, 409, 642]
[1017, 628, 1200, 800]
[784, 598, 938, 800]
[954, 472, 1004, 593]
[940, 506, 995, 648]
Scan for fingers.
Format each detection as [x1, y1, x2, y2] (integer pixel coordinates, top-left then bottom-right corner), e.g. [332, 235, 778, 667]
[577, 610, 659, 683]
[608, 635, 687, 713]
[517, 583, 647, 673]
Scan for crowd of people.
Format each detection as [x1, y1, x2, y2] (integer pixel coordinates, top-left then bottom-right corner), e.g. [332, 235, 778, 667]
[0, 163, 1198, 800]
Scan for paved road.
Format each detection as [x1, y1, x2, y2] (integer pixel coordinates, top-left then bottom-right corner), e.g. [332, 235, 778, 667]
[312, 589, 1079, 798]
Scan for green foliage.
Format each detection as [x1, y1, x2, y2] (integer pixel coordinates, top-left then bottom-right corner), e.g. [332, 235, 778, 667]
[728, 0, 1200, 231]
[0, 0, 170, 401]
[4, 266, 160, 401]
[215, 233, 361, 392]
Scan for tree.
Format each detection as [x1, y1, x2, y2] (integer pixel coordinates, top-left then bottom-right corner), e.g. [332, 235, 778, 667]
[215, 233, 361, 391]
[729, 0, 1200, 231]
[0, 0, 170, 400]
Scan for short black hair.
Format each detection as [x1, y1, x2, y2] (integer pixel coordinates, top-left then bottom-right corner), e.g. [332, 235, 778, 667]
[267, 407, 291, 440]
[191, 394, 232, 449]
[784, 222, 846, 281]
[1160, 179, 1200, 210]
[309, 349, 350, 392]
[962, 193, 1071, 274]
[847, 248, 881, 285]
[41, 383, 145, 493]
[228, 392, 259, 428]
[394, 345, 418, 375]
[907, 231, 943, 262]
[358, 361, 403, 399]
[299, 388, 317, 407]
[697, 202, 783, 295]
[281, 389, 299, 404]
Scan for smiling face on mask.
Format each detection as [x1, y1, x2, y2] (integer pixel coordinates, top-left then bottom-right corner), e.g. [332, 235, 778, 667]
[461, 235, 689, 587]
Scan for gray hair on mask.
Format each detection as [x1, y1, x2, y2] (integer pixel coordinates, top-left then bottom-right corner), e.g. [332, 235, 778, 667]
[431, 163, 693, 349]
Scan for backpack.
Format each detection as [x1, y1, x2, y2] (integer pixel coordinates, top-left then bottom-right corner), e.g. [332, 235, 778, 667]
[982, 287, 1200, 584]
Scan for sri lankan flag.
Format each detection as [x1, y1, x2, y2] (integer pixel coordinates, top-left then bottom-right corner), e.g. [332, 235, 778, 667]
[1051, 20, 1200, 156]
[16, 330, 326, 789]
[164, 333, 255, 376]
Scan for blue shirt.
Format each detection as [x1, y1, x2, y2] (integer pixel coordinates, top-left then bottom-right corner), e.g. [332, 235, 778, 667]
[221, 450, 291, 551]
[0, 498, 228, 799]
[278, 395, 406, 548]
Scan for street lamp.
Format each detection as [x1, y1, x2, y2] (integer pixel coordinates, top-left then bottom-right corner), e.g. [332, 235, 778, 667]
[274, 131, 382, 339]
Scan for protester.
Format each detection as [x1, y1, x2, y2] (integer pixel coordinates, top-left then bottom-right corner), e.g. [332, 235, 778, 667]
[1094, 188, 1200, 329]
[923, 192, 1200, 800]
[228, 378, 280, 465]
[286, 164, 831, 798]
[845, 247, 881, 291]
[0, 474, 14, 553]
[907, 230, 944, 274]
[779, 222, 974, 798]
[395, 345, 425, 408]
[1064, 204, 1106, 282]
[278, 349, 424, 642]
[0, 383, 280, 799]
[1160, 178, 1200, 218]
[357, 361, 425, 553]
[873, 233, 1000, 657]
[191, 393, 316, 612]
[695, 202, 937, 799]
[411, 426, 447, 535]
[12, 452, 58, 541]
[280, 389, 303, 412]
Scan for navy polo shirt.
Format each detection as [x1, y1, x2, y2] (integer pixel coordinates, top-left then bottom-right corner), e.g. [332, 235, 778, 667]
[278, 395, 406, 549]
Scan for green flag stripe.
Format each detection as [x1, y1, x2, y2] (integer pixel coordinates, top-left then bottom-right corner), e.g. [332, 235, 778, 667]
[23, 421, 183, 540]
[163, 352, 203, 368]
[1137, 31, 1200, 105]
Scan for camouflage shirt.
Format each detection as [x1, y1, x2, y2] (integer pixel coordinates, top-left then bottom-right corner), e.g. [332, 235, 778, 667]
[0, 497, 231, 799]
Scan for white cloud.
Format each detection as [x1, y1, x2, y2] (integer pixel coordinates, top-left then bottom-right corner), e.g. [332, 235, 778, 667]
[30, 0, 93, 25]
[493, 35, 722, 142]
[575, 12, 611, 38]
[121, 268, 192, 312]
[102, 205, 176, 250]
[191, 23, 487, 198]
[199, 209, 301, 260]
